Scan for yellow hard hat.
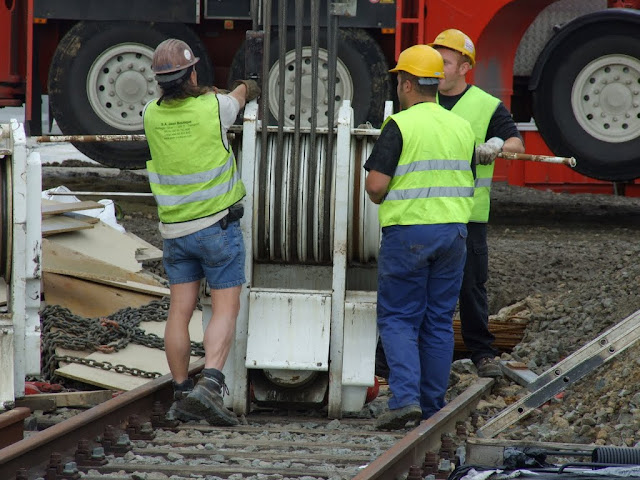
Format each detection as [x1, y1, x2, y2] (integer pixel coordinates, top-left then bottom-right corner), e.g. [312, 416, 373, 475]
[388, 45, 444, 81]
[429, 29, 476, 66]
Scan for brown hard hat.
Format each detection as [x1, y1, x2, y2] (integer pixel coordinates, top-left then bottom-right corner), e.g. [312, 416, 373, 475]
[152, 38, 200, 75]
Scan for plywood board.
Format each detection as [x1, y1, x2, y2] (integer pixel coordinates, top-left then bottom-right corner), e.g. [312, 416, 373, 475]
[43, 239, 162, 287]
[63, 212, 100, 224]
[42, 216, 95, 236]
[124, 231, 163, 262]
[139, 313, 204, 340]
[55, 311, 204, 391]
[41, 199, 104, 216]
[76, 278, 170, 297]
[45, 221, 149, 273]
[43, 272, 159, 318]
[56, 344, 173, 391]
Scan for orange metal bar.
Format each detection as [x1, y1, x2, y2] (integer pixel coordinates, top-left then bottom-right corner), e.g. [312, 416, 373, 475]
[394, 0, 426, 61]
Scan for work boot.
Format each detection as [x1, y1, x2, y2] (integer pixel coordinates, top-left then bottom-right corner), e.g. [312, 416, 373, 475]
[182, 373, 239, 426]
[475, 356, 503, 378]
[375, 404, 422, 431]
[166, 378, 203, 422]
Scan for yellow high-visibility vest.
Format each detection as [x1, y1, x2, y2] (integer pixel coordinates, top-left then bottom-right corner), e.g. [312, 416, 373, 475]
[144, 94, 245, 224]
[449, 86, 501, 223]
[378, 102, 475, 227]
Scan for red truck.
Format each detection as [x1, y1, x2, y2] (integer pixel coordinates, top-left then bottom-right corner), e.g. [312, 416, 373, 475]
[2, 0, 640, 189]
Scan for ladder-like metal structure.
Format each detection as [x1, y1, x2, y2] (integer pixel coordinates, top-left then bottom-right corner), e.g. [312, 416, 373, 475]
[479, 309, 640, 437]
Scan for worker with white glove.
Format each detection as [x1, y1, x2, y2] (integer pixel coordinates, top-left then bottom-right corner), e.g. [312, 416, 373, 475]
[375, 30, 526, 382]
[475, 137, 505, 165]
[430, 29, 525, 378]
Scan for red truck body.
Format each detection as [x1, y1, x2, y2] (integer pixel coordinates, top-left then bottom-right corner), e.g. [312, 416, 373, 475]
[2, 0, 640, 195]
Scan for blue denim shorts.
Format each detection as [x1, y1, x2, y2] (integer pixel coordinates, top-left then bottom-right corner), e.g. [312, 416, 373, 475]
[162, 220, 246, 289]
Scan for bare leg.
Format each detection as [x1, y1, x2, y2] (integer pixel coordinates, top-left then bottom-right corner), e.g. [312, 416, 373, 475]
[165, 280, 200, 383]
[204, 285, 242, 370]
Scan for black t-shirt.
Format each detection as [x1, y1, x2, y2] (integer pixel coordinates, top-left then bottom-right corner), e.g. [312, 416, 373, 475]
[364, 119, 404, 176]
[363, 106, 476, 178]
[438, 85, 523, 143]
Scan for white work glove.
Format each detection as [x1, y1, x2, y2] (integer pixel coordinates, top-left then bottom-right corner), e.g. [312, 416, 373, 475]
[475, 137, 505, 165]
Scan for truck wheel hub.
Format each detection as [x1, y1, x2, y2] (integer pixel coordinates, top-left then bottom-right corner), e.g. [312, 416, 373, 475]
[268, 47, 353, 128]
[571, 54, 640, 143]
[87, 44, 158, 131]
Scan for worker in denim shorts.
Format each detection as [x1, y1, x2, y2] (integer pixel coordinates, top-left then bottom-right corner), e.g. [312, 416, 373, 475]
[143, 38, 260, 426]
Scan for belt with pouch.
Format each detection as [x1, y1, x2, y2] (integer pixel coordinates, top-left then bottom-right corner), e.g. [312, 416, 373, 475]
[220, 203, 244, 230]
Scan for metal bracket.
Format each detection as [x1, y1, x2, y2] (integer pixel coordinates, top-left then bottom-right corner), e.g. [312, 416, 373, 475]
[330, 0, 357, 17]
[477, 309, 640, 438]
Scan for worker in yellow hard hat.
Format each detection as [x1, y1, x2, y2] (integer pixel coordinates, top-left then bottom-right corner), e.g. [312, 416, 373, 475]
[144, 38, 260, 426]
[364, 44, 477, 429]
[429, 29, 525, 378]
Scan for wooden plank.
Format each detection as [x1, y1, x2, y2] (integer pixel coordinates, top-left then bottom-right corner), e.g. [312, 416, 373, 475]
[56, 345, 168, 391]
[43, 273, 159, 318]
[43, 239, 162, 287]
[55, 312, 204, 391]
[72, 278, 170, 297]
[63, 212, 101, 224]
[45, 221, 150, 273]
[124, 231, 163, 262]
[14, 397, 56, 413]
[17, 391, 113, 409]
[41, 199, 104, 216]
[42, 216, 94, 236]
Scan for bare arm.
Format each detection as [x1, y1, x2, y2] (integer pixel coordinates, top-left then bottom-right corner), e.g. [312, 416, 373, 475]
[503, 136, 525, 154]
[365, 170, 392, 205]
[229, 84, 247, 111]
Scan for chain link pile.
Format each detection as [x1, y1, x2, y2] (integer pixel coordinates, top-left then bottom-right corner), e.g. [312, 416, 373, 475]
[40, 297, 205, 382]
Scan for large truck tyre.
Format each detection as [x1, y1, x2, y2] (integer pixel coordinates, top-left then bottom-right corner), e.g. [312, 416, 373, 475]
[48, 21, 214, 169]
[229, 28, 391, 128]
[531, 13, 640, 181]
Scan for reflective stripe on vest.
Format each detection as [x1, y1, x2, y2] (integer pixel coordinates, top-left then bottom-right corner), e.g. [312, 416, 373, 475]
[144, 94, 245, 223]
[378, 102, 475, 227]
[449, 86, 501, 223]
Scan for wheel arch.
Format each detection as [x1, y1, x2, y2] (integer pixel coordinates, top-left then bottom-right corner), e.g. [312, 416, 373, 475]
[529, 9, 640, 92]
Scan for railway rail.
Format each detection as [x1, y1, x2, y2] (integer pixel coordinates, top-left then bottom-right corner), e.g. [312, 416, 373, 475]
[0, 359, 493, 480]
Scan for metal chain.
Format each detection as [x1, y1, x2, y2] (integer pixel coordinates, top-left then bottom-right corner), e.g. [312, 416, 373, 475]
[53, 355, 161, 379]
[40, 297, 205, 382]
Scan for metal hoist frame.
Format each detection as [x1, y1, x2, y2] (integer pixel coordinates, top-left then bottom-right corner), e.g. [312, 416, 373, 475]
[198, 0, 383, 418]
[0, 120, 42, 410]
[210, 99, 385, 418]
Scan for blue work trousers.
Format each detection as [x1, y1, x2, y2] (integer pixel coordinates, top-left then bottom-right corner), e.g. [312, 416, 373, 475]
[377, 223, 467, 419]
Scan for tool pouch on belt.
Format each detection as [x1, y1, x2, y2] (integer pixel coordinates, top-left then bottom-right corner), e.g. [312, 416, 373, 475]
[220, 203, 244, 230]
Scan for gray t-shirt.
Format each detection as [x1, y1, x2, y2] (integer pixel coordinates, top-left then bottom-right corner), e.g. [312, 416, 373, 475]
[158, 93, 241, 239]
